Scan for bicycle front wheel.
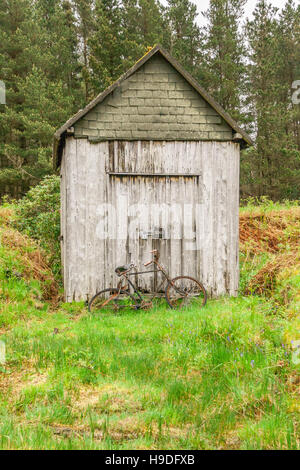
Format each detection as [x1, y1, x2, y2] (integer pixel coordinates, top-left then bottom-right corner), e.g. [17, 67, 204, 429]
[88, 288, 139, 314]
[165, 276, 207, 309]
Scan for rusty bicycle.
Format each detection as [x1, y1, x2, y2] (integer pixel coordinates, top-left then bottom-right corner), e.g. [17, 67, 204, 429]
[88, 250, 207, 314]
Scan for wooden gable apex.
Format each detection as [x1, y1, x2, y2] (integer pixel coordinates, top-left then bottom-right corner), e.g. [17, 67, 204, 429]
[53, 45, 253, 168]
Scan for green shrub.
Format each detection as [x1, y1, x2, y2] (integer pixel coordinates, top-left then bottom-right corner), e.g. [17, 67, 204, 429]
[13, 175, 61, 278]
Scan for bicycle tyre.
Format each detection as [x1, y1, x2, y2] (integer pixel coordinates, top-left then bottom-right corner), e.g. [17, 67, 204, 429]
[165, 276, 207, 309]
[88, 288, 139, 314]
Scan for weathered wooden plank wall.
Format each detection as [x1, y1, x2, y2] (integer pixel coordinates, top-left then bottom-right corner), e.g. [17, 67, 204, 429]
[60, 137, 240, 301]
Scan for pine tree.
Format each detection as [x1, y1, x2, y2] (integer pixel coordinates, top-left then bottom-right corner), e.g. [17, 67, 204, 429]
[34, 0, 82, 100]
[89, 0, 126, 93]
[277, 0, 300, 152]
[0, 0, 82, 197]
[245, 1, 279, 197]
[73, 0, 94, 102]
[122, 0, 165, 60]
[164, 0, 203, 75]
[244, 0, 299, 199]
[61, 0, 83, 102]
[0, 0, 37, 194]
[132, 0, 165, 46]
[201, 0, 247, 122]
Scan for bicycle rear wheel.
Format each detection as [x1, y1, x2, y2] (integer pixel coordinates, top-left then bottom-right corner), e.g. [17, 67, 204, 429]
[165, 276, 207, 309]
[88, 288, 139, 314]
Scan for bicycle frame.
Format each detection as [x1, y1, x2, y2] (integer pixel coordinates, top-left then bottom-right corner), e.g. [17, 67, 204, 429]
[88, 249, 207, 313]
[116, 257, 172, 303]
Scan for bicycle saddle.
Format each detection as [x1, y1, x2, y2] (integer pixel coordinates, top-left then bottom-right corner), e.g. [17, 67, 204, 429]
[115, 264, 133, 275]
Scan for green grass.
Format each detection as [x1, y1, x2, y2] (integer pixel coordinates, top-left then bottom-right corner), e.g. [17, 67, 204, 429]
[0, 296, 299, 450]
[0, 205, 299, 449]
[240, 196, 299, 213]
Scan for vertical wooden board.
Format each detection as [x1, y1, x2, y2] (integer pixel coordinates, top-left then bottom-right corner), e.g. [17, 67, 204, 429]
[152, 142, 156, 173]
[214, 143, 221, 295]
[216, 143, 227, 296]
[138, 176, 151, 289]
[169, 176, 182, 280]
[157, 178, 169, 284]
[77, 139, 89, 301]
[209, 141, 217, 295]
[214, 141, 227, 296]
[85, 141, 101, 298]
[110, 173, 117, 290]
[105, 162, 116, 288]
[182, 177, 195, 278]
[98, 142, 110, 293]
[60, 150, 65, 271]
[173, 142, 180, 174]
[200, 142, 214, 296]
[127, 176, 137, 276]
[225, 142, 234, 295]
[222, 142, 239, 296]
[117, 178, 129, 267]
[71, 138, 80, 300]
[147, 141, 153, 173]
[65, 138, 74, 302]
[65, 137, 79, 301]
[179, 176, 186, 275]
[73, 138, 81, 301]
[136, 141, 142, 173]
[198, 141, 207, 291]
[84, 143, 92, 299]
[66, 139, 84, 301]
[195, 142, 203, 284]
[113, 141, 118, 172]
[195, 142, 203, 281]
[60, 147, 67, 299]
[65, 138, 72, 301]
[63, 140, 70, 301]
[163, 176, 172, 281]
[212, 142, 219, 296]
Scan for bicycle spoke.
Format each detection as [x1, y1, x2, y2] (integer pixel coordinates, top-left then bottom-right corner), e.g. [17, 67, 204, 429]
[89, 288, 139, 314]
[166, 276, 207, 309]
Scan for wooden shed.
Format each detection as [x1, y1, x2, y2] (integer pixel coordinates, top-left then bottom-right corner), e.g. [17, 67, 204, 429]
[53, 45, 252, 302]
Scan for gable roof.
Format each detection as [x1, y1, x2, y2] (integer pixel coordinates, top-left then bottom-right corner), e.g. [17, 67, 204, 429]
[53, 45, 253, 168]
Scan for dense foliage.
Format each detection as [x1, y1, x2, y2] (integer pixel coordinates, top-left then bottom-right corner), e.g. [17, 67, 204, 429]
[0, 0, 299, 200]
[13, 175, 61, 276]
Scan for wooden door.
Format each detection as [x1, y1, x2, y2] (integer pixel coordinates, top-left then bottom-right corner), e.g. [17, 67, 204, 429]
[110, 173, 202, 292]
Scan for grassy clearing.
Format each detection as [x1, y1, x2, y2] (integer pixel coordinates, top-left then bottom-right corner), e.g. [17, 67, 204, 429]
[0, 204, 299, 450]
